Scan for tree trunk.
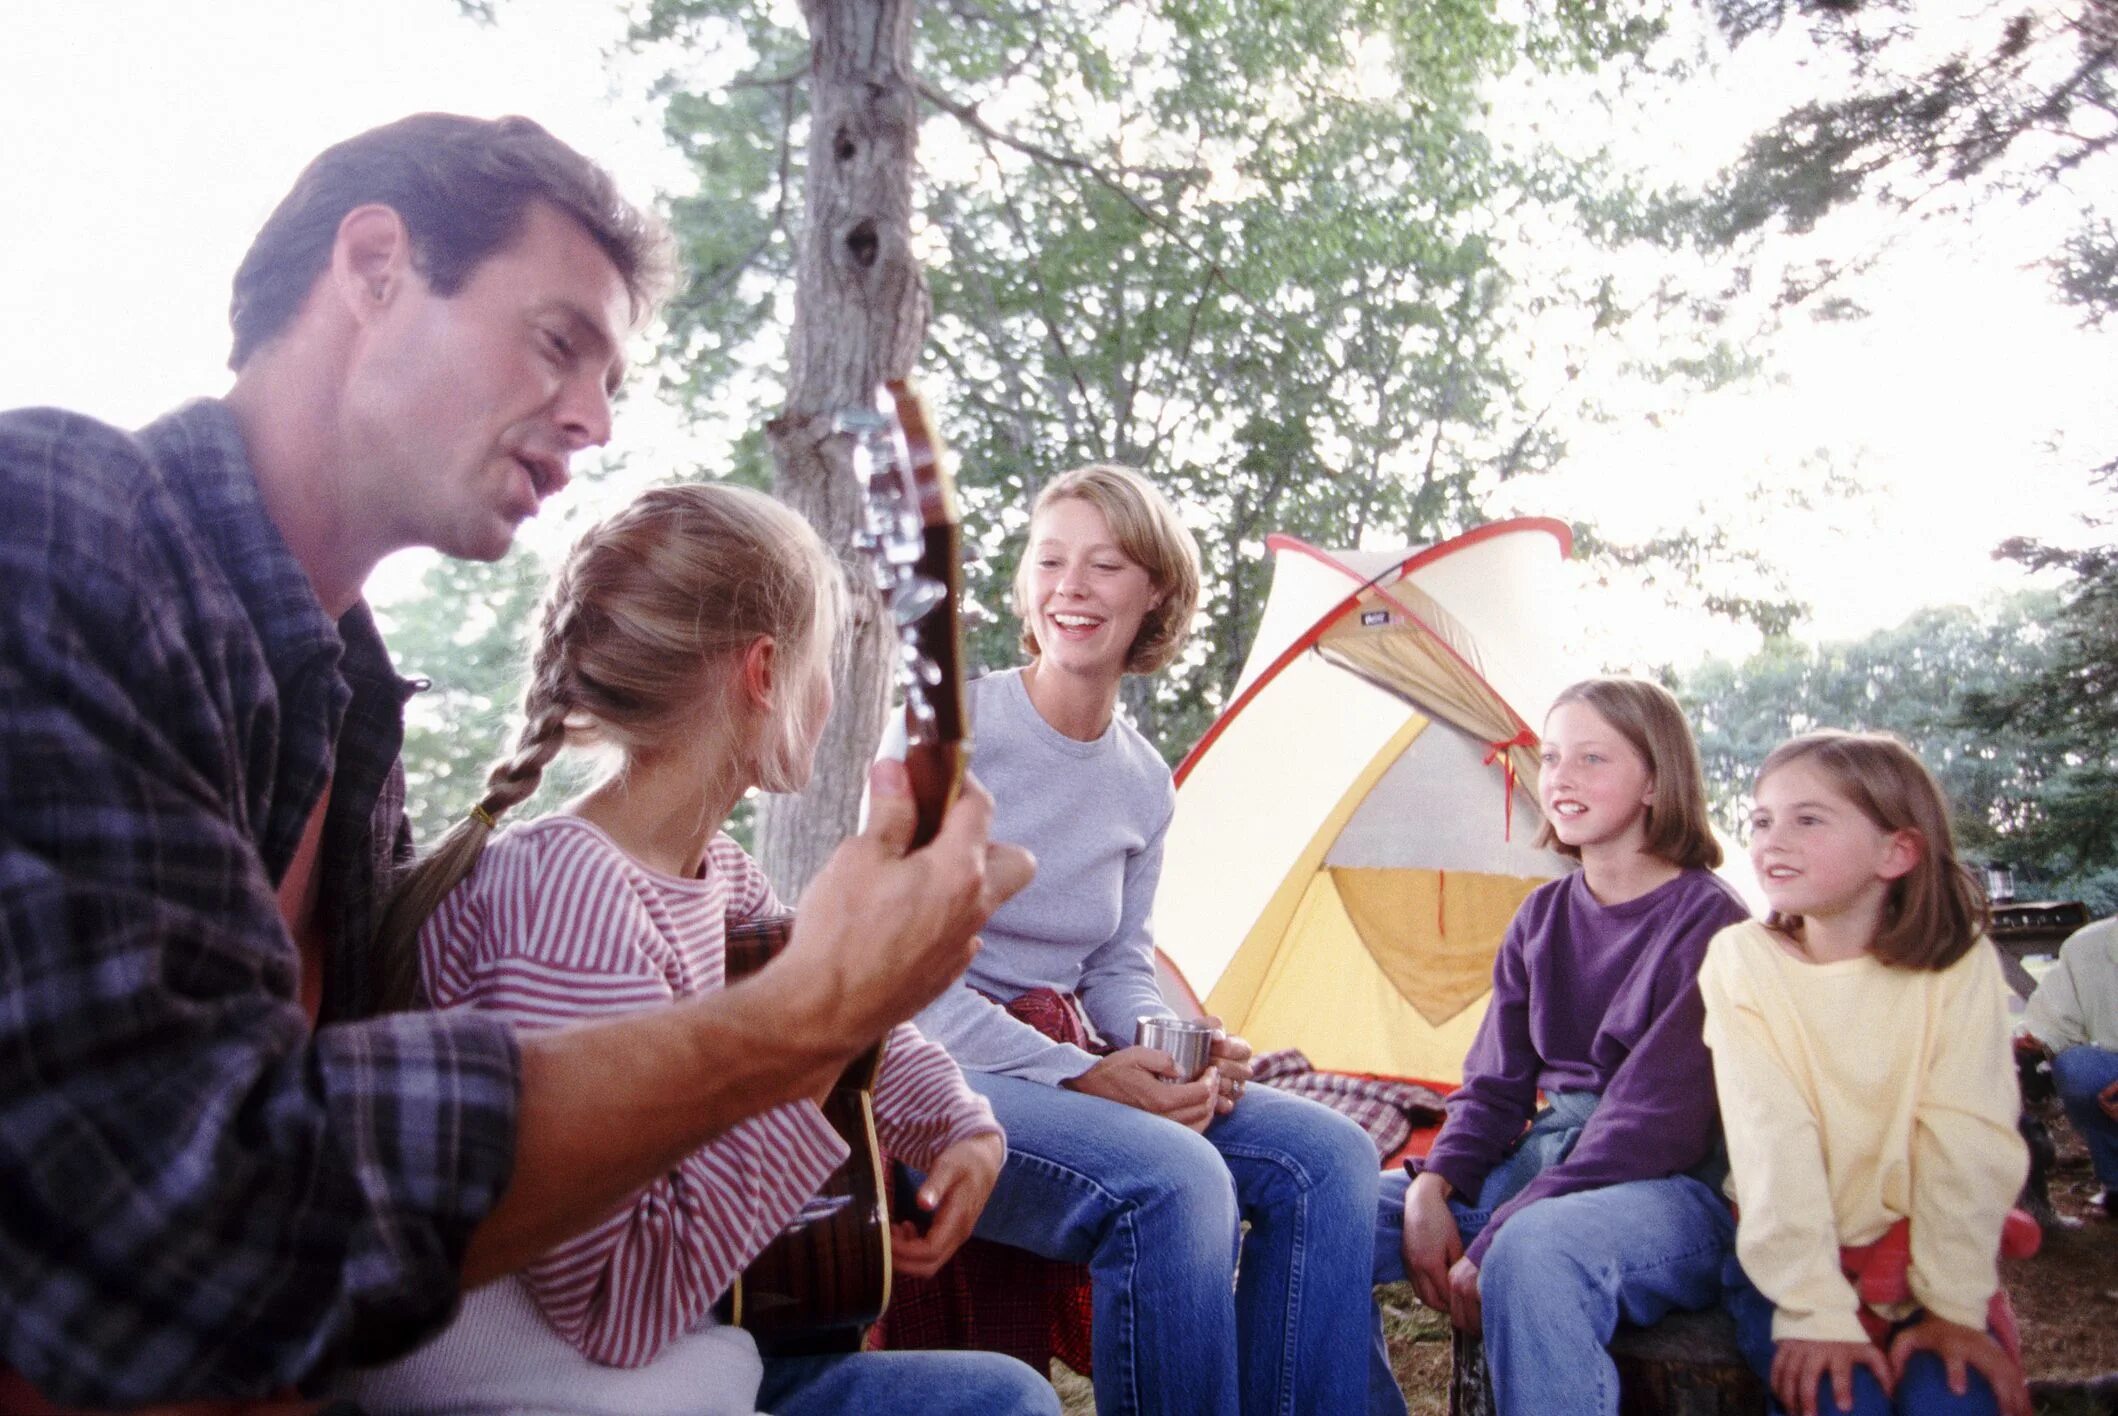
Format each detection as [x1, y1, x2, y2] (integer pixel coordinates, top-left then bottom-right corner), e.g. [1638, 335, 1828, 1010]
[755, 0, 929, 900]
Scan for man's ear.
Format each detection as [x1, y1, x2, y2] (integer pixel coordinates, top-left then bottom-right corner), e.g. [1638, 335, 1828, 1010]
[331, 204, 414, 321]
[1879, 828, 1924, 882]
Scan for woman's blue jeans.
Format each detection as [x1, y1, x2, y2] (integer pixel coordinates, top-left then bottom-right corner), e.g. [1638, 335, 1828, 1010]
[966, 1069, 1381, 1416]
[1369, 1098, 1733, 1416]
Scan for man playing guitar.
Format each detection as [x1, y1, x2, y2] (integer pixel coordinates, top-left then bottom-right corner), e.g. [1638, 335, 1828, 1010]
[0, 113, 1030, 1412]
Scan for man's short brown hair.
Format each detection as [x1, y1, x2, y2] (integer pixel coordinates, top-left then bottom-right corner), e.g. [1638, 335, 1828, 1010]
[228, 112, 671, 369]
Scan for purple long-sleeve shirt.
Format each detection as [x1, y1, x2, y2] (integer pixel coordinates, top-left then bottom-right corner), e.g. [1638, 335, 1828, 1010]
[1423, 866, 1750, 1265]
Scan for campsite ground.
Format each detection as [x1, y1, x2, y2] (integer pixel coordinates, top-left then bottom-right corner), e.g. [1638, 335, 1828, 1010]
[1051, 1096, 2118, 1414]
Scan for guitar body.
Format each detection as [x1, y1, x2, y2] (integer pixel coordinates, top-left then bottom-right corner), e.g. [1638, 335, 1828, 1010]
[720, 913, 890, 1357]
[718, 377, 968, 1354]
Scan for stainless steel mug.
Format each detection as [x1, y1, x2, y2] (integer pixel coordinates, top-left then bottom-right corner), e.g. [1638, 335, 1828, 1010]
[1134, 1016, 1218, 1082]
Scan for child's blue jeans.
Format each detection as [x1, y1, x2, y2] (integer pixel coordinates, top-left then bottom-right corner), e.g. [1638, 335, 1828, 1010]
[1722, 1255, 2000, 1415]
[1369, 1094, 1733, 1416]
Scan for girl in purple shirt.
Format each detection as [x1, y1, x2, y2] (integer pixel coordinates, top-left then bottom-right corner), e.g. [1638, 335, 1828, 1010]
[1370, 678, 1749, 1416]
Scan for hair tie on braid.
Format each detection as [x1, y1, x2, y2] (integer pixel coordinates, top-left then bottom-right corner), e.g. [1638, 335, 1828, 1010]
[468, 803, 498, 830]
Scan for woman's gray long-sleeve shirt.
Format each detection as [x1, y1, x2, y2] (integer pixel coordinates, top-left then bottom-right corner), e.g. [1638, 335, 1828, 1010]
[898, 668, 1178, 1086]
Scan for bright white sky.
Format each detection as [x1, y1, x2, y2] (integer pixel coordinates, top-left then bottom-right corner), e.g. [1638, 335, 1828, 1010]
[4, 0, 2113, 675]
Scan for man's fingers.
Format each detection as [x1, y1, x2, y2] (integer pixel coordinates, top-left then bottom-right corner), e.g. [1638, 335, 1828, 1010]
[862, 759, 917, 855]
[932, 772, 995, 855]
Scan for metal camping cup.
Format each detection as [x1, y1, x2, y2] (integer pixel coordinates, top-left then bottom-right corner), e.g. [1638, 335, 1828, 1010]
[1134, 1016, 1218, 1082]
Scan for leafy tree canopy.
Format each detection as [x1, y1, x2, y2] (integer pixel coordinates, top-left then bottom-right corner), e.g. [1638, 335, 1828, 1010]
[1678, 588, 2118, 911]
[629, 0, 1785, 757]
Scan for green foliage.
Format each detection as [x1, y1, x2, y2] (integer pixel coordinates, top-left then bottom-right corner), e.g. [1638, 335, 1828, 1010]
[1685, 2, 2118, 912]
[1679, 590, 2118, 911]
[636, 0, 1780, 760]
[2057, 215, 2118, 326]
[380, 550, 552, 845]
[1698, 2, 2117, 320]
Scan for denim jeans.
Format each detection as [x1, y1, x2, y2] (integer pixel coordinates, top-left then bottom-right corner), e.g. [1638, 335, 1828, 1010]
[1370, 1096, 1733, 1416]
[2051, 1044, 2118, 1192]
[1722, 1256, 2000, 1416]
[965, 1069, 1381, 1416]
[759, 1349, 1059, 1415]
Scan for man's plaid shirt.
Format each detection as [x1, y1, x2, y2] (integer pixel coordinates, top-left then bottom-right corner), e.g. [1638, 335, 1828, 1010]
[0, 400, 520, 1407]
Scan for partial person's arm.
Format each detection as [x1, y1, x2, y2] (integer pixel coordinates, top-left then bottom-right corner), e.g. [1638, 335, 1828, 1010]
[2021, 932, 2091, 1052]
[1905, 943, 2029, 1332]
[1698, 941, 1868, 1343]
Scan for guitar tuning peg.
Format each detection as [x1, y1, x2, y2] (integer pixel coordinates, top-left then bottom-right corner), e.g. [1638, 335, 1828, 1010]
[891, 578, 945, 627]
[832, 408, 890, 439]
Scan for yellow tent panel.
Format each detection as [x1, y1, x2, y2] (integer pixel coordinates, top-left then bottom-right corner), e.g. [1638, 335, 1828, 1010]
[1331, 867, 1545, 1027]
[1210, 871, 1493, 1085]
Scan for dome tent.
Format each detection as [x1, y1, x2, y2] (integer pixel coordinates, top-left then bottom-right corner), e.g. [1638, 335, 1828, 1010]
[1155, 519, 1576, 1086]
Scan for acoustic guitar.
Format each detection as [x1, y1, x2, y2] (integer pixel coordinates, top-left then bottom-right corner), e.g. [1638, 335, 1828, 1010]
[717, 379, 968, 1357]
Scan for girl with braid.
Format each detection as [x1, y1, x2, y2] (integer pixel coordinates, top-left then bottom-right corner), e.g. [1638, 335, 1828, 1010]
[337, 485, 1056, 1416]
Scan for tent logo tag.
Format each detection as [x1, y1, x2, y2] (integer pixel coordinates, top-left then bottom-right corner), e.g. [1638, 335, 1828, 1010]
[1361, 610, 1391, 627]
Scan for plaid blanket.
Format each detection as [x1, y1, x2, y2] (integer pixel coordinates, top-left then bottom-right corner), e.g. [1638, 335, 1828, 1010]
[1250, 1049, 1447, 1160]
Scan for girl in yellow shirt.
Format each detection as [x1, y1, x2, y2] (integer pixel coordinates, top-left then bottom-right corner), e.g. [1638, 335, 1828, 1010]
[1699, 731, 2029, 1416]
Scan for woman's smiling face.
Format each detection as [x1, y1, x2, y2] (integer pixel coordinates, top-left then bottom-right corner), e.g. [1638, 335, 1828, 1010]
[1021, 496, 1160, 682]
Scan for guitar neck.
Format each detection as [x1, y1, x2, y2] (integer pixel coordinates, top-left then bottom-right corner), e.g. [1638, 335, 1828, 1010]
[883, 378, 967, 849]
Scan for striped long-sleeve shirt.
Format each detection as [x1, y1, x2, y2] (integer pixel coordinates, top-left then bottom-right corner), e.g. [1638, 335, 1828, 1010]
[421, 814, 999, 1368]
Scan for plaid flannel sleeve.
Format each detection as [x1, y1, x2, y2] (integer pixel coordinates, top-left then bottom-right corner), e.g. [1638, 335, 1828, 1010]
[0, 418, 520, 1406]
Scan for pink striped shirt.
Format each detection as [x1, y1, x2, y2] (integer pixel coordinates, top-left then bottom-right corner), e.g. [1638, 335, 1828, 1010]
[420, 814, 1000, 1368]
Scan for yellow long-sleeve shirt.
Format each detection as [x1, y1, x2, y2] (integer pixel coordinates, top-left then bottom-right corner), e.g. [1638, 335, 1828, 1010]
[1698, 921, 2027, 1343]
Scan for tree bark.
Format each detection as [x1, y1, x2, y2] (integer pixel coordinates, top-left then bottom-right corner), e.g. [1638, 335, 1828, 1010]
[755, 0, 929, 899]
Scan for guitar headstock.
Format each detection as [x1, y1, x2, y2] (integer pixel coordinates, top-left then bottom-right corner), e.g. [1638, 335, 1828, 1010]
[838, 379, 967, 847]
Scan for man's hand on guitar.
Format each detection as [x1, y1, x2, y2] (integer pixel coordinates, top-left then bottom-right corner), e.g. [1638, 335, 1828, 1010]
[891, 1131, 1007, 1279]
[777, 762, 1034, 1051]
[1061, 1047, 1220, 1133]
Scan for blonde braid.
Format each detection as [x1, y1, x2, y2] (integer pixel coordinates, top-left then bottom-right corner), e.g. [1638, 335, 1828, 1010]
[371, 483, 840, 1010]
[372, 567, 585, 1010]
